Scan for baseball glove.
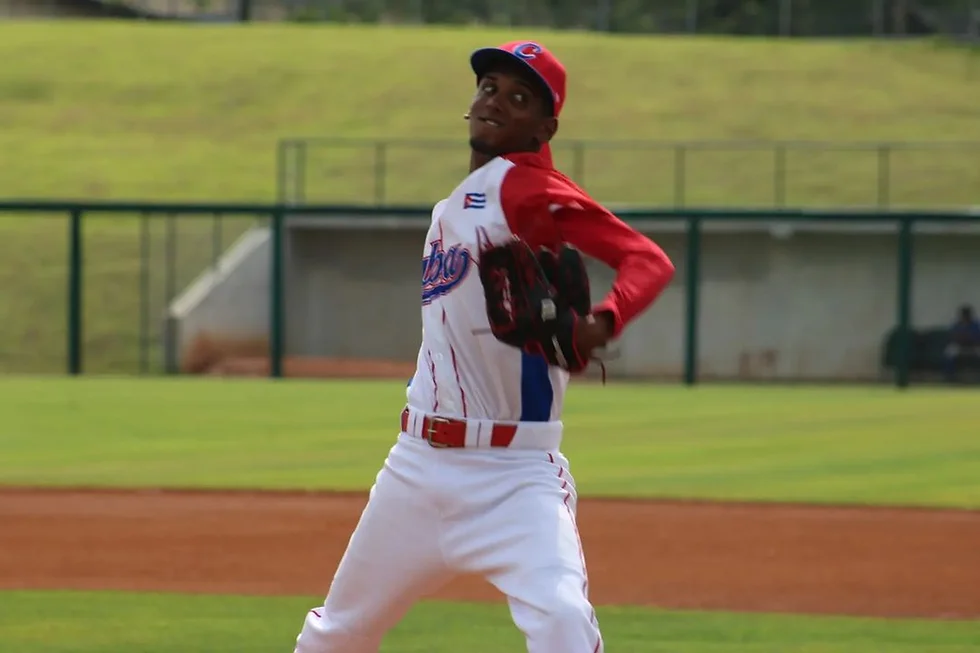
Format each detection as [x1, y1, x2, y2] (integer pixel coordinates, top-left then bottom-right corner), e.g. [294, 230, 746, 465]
[477, 237, 596, 375]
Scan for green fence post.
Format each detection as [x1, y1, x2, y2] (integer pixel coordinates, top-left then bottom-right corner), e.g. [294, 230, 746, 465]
[684, 215, 701, 385]
[269, 208, 285, 379]
[139, 212, 150, 375]
[67, 209, 83, 375]
[673, 145, 687, 208]
[276, 140, 289, 204]
[895, 215, 914, 388]
[573, 141, 585, 187]
[877, 144, 891, 208]
[375, 142, 387, 205]
[164, 214, 177, 374]
[773, 144, 786, 207]
[297, 141, 307, 205]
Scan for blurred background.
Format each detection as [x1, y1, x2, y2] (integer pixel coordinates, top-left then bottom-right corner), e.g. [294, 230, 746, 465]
[0, 0, 977, 386]
[0, 9, 978, 652]
[5, 0, 979, 38]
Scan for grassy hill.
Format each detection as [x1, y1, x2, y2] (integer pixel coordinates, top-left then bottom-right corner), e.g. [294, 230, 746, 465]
[0, 22, 978, 206]
[0, 22, 978, 373]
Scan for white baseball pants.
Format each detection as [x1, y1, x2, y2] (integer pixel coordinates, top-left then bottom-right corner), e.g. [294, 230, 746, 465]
[292, 432, 603, 653]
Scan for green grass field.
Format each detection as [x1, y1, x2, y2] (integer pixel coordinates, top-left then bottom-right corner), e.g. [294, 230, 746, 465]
[2, 378, 978, 508]
[1, 379, 979, 652]
[3, 591, 980, 653]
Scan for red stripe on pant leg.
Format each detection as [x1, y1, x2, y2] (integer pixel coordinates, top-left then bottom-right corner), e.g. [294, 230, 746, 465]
[551, 453, 602, 651]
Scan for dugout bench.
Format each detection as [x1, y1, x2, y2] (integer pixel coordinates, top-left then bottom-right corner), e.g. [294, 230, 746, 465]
[880, 326, 980, 384]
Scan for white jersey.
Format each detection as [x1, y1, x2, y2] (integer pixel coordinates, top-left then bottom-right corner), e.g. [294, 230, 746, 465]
[406, 156, 569, 423]
[405, 149, 675, 429]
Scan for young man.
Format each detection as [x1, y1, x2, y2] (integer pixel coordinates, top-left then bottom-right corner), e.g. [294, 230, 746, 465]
[944, 304, 980, 382]
[292, 40, 675, 653]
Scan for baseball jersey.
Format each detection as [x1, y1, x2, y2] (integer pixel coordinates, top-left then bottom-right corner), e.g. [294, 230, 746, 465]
[406, 148, 674, 424]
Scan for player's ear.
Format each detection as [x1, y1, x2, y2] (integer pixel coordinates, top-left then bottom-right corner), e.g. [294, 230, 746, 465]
[536, 117, 558, 145]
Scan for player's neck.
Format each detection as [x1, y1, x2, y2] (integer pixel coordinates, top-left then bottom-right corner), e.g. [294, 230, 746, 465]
[469, 147, 538, 172]
[469, 151, 492, 172]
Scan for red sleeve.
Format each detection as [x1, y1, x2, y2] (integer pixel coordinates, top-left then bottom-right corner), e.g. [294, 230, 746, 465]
[499, 166, 563, 251]
[500, 165, 676, 338]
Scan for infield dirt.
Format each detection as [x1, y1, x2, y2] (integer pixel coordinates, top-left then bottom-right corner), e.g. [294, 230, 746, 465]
[2, 487, 978, 620]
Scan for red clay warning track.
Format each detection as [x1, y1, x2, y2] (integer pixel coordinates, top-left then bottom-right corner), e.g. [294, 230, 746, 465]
[2, 487, 978, 620]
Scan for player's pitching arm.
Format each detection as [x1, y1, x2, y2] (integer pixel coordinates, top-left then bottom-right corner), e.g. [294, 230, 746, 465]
[556, 202, 676, 348]
[498, 169, 676, 356]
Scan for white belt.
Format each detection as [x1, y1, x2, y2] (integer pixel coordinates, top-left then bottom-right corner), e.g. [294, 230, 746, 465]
[400, 405, 563, 450]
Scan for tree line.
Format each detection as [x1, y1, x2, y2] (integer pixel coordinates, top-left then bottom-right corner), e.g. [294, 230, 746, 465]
[271, 0, 973, 36]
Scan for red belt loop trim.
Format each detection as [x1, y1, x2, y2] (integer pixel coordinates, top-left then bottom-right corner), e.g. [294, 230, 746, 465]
[489, 425, 517, 447]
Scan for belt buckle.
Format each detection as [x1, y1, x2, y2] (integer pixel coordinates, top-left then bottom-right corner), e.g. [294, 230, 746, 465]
[425, 417, 452, 448]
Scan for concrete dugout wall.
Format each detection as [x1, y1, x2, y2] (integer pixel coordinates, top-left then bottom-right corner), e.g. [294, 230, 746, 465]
[168, 215, 980, 381]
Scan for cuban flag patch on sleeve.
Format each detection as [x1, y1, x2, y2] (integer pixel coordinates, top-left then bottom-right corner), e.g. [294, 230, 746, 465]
[463, 192, 487, 209]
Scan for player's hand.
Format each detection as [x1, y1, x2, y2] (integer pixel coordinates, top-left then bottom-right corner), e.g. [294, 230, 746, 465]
[574, 311, 614, 360]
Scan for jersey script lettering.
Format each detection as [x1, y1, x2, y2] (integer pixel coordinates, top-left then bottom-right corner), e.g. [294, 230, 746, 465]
[421, 239, 473, 305]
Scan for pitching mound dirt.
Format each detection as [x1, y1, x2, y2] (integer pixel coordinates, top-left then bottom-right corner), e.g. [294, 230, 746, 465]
[1, 488, 978, 620]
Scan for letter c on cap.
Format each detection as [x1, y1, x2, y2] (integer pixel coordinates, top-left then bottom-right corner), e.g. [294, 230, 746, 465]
[512, 42, 542, 61]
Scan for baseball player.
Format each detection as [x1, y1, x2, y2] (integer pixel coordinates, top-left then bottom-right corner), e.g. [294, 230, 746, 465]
[293, 40, 675, 653]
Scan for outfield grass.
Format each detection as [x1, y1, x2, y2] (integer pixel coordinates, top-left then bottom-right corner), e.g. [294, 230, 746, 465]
[1, 378, 978, 509]
[3, 379, 978, 651]
[1, 22, 978, 373]
[2, 591, 979, 653]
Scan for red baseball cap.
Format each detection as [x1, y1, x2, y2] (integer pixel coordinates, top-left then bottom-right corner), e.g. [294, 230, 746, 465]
[470, 41, 567, 118]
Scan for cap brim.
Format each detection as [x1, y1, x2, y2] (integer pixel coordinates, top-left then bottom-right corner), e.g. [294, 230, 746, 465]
[470, 47, 556, 116]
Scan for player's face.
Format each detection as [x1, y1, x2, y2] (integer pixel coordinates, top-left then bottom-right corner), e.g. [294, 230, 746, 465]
[468, 70, 557, 157]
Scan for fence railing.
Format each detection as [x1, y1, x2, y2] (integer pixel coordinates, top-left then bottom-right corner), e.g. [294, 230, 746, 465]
[0, 204, 264, 376]
[276, 139, 980, 210]
[1, 200, 978, 387]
